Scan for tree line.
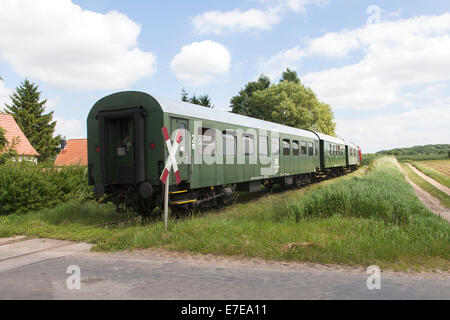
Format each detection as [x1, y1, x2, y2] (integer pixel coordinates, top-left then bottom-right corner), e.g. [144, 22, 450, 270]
[377, 144, 450, 157]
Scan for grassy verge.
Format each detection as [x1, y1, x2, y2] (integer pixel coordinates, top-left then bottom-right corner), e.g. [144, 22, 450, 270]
[1, 157, 449, 272]
[401, 163, 450, 209]
[411, 161, 450, 188]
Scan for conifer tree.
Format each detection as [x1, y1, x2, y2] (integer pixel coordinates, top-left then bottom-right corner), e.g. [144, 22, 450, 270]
[4, 79, 61, 161]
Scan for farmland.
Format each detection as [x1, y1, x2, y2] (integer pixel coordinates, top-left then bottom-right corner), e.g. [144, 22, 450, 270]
[1, 156, 449, 272]
[412, 160, 450, 188]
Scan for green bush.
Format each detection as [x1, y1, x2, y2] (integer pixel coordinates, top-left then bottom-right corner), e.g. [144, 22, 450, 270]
[0, 162, 92, 215]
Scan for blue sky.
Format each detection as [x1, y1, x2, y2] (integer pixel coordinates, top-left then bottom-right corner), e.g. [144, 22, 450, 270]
[0, 0, 449, 152]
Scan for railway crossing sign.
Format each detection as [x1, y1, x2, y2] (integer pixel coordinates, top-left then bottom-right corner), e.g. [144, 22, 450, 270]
[160, 126, 183, 231]
[160, 126, 183, 185]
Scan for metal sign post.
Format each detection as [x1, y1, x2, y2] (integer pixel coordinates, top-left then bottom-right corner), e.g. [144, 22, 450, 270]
[160, 126, 183, 231]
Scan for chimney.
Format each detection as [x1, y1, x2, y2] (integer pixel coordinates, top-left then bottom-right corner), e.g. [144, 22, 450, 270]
[60, 139, 67, 150]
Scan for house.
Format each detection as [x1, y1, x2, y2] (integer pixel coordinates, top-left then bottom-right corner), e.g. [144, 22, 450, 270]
[0, 113, 39, 163]
[54, 138, 87, 166]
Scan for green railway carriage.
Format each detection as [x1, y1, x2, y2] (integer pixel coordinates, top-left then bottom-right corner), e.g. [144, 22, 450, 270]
[310, 132, 348, 173]
[87, 91, 321, 214]
[345, 141, 360, 169]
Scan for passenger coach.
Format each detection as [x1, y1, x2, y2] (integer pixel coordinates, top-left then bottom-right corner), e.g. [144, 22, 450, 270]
[87, 91, 360, 214]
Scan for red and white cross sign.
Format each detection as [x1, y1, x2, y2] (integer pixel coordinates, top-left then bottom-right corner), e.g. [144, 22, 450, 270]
[160, 126, 183, 185]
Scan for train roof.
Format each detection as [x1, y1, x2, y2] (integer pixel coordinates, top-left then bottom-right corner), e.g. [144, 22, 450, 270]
[154, 95, 319, 140]
[344, 140, 359, 149]
[311, 131, 346, 145]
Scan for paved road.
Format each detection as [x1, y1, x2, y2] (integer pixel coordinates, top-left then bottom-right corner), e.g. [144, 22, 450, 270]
[0, 237, 449, 300]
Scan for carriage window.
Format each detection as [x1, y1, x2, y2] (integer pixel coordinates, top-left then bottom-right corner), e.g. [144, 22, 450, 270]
[259, 135, 268, 156]
[178, 123, 186, 142]
[271, 138, 280, 156]
[301, 142, 307, 156]
[198, 127, 216, 156]
[244, 134, 254, 155]
[329, 144, 332, 155]
[283, 139, 291, 156]
[308, 142, 314, 156]
[293, 140, 299, 156]
[223, 130, 236, 156]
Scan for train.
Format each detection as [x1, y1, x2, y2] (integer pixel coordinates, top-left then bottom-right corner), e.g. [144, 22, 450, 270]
[87, 91, 362, 215]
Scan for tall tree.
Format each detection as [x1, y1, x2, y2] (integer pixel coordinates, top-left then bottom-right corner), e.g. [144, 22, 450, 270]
[4, 79, 61, 161]
[232, 75, 336, 136]
[230, 75, 271, 116]
[280, 68, 300, 84]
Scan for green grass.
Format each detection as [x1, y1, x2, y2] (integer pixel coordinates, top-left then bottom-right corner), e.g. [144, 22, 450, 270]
[401, 163, 450, 209]
[0, 157, 449, 272]
[411, 161, 450, 188]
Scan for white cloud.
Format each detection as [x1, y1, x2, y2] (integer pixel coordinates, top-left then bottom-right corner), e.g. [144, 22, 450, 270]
[336, 105, 450, 153]
[55, 117, 86, 139]
[260, 13, 450, 110]
[170, 41, 231, 86]
[192, 0, 325, 34]
[192, 8, 282, 35]
[0, 0, 156, 90]
[0, 80, 12, 108]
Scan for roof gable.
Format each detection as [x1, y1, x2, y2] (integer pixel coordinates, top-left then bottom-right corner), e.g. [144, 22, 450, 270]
[0, 113, 39, 156]
[54, 139, 87, 166]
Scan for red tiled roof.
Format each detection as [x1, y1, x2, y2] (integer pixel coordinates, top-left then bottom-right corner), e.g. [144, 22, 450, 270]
[0, 113, 39, 156]
[54, 139, 87, 166]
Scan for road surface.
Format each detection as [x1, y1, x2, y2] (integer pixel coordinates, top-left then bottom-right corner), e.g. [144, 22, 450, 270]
[0, 237, 448, 300]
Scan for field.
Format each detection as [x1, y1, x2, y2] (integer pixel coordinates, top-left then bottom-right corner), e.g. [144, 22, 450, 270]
[1, 156, 449, 272]
[401, 163, 450, 209]
[412, 160, 450, 188]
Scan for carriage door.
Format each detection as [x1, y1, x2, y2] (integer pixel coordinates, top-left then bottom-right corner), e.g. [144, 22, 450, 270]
[109, 118, 135, 184]
[170, 118, 190, 183]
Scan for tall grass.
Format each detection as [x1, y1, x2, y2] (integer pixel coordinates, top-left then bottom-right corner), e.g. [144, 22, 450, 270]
[0, 161, 92, 215]
[272, 157, 433, 226]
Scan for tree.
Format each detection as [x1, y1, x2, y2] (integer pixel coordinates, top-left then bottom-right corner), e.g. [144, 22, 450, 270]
[181, 88, 189, 102]
[0, 126, 18, 165]
[280, 68, 300, 84]
[4, 79, 61, 162]
[198, 94, 213, 108]
[231, 72, 336, 136]
[230, 75, 271, 116]
[0, 126, 6, 147]
[180, 89, 214, 108]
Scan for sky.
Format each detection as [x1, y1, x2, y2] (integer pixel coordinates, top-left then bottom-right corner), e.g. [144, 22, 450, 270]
[0, 0, 449, 153]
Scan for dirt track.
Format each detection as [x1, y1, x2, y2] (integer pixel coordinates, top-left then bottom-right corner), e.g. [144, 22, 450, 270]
[406, 163, 450, 195]
[395, 159, 450, 222]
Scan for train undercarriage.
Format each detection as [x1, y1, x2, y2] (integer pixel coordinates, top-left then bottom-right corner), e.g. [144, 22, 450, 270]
[102, 165, 359, 217]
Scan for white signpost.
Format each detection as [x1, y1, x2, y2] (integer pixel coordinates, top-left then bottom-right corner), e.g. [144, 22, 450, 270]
[160, 126, 183, 231]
